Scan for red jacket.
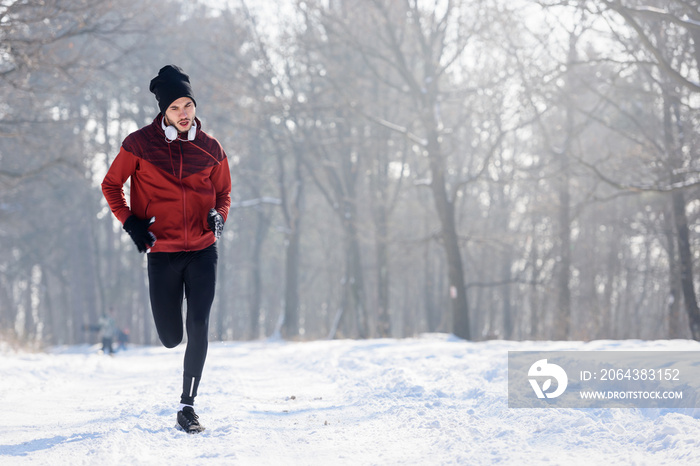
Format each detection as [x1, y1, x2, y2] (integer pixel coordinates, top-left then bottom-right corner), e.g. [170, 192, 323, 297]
[102, 115, 231, 253]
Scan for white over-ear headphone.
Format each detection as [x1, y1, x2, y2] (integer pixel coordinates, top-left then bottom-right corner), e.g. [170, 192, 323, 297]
[162, 117, 197, 143]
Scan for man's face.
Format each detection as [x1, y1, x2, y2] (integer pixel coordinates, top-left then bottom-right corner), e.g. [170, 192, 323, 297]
[164, 97, 196, 133]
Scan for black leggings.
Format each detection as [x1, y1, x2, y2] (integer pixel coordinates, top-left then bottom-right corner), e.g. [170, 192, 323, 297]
[147, 243, 217, 404]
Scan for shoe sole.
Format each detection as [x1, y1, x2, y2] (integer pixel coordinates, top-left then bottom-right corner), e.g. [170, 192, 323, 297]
[176, 423, 206, 434]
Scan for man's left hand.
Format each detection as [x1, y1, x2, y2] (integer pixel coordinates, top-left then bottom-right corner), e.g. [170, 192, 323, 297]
[208, 208, 224, 239]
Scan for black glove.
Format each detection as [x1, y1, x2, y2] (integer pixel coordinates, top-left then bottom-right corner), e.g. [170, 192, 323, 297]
[207, 208, 224, 239]
[123, 215, 156, 253]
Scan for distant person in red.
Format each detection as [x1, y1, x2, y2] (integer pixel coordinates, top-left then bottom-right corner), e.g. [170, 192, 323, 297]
[101, 65, 231, 433]
[117, 327, 129, 352]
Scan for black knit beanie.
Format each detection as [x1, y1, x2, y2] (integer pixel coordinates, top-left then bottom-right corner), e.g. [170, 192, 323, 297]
[149, 65, 197, 114]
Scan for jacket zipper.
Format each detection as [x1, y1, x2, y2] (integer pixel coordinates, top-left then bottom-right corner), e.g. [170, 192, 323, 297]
[179, 141, 188, 250]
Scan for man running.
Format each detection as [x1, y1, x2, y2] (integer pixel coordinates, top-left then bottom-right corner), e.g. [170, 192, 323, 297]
[102, 64, 231, 433]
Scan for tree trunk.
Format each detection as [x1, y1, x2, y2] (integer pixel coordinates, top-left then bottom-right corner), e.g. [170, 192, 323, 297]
[423, 207, 440, 333]
[663, 206, 684, 338]
[553, 31, 578, 341]
[346, 214, 368, 338]
[282, 216, 301, 339]
[663, 91, 700, 339]
[426, 131, 470, 340]
[528, 231, 541, 339]
[502, 246, 514, 340]
[216, 238, 228, 340]
[554, 166, 572, 340]
[249, 209, 270, 339]
[671, 189, 700, 339]
[277, 139, 305, 340]
[375, 209, 391, 337]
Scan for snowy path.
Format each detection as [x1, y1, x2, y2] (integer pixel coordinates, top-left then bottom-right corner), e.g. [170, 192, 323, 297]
[2, 335, 700, 465]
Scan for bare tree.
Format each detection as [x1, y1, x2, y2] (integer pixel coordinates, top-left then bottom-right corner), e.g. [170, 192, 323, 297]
[584, 0, 700, 339]
[301, 0, 514, 339]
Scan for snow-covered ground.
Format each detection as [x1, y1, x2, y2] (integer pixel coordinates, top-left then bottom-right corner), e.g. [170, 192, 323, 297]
[3, 335, 700, 465]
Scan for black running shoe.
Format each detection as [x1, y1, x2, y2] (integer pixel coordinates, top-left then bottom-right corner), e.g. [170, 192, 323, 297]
[177, 406, 205, 433]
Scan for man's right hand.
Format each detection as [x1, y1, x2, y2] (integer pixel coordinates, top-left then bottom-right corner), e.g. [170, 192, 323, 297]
[123, 215, 156, 253]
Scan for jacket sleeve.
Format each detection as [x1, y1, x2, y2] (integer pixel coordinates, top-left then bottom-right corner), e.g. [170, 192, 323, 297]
[211, 156, 231, 223]
[101, 147, 139, 224]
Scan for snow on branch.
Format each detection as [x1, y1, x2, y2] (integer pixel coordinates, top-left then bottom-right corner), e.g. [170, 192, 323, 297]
[230, 197, 282, 209]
